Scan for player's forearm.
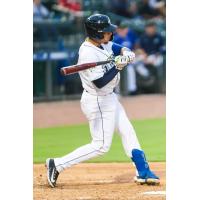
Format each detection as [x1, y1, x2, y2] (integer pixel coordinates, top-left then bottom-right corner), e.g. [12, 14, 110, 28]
[92, 67, 119, 89]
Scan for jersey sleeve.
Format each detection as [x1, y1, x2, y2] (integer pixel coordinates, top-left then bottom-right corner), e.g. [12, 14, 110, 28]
[78, 46, 105, 81]
[93, 67, 119, 88]
[112, 43, 124, 56]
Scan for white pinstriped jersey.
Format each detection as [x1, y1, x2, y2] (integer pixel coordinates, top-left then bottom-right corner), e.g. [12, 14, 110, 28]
[78, 41, 120, 95]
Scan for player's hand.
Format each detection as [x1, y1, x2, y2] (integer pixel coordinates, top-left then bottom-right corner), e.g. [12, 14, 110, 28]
[114, 55, 128, 70]
[123, 51, 135, 63]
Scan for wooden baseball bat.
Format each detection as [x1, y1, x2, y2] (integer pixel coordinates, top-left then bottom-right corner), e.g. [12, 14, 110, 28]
[60, 59, 114, 76]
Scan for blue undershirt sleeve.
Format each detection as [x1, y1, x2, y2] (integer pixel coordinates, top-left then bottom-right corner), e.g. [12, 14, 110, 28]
[112, 43, 123, 56]
[93, 67, 119, 89]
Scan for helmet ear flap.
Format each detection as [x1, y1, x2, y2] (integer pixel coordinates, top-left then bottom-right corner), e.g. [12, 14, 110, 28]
[98, 32, 104, 39]
[85, 24, 104, 40]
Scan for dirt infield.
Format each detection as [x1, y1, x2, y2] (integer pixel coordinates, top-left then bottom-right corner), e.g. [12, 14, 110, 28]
[34, 162, 165, 200]
[33, 94, 166, 128]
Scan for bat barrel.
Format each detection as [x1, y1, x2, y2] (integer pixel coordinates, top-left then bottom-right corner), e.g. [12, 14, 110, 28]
[60, 59, 114, 76]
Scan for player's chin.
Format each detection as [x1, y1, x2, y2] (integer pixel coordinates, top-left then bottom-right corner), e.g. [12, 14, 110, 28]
[102, 37, 111, 44]
[103, 39, 110, 44]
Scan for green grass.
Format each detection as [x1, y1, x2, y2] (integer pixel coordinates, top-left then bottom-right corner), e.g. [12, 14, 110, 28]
[33, 118, 165, 163]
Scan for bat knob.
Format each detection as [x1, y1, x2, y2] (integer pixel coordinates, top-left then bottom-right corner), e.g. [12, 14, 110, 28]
[60, 68, 66, 76]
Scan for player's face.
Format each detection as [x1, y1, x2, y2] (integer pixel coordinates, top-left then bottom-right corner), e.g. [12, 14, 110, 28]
[145, 26, 156, 36]
[116, 27, 128, 37]
[101, 32, 112, 44]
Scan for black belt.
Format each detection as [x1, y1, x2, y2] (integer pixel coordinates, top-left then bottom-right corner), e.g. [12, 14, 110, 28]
[85, 90, 113, 96]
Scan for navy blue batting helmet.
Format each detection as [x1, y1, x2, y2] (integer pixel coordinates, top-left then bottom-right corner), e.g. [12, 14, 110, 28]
[84, 14, 117, 40]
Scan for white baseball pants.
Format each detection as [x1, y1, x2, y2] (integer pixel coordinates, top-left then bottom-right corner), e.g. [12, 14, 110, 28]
[54, 91, 141, 173]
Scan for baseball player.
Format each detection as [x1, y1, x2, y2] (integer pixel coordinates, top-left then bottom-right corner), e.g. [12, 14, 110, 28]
[46, 14, 160, 187]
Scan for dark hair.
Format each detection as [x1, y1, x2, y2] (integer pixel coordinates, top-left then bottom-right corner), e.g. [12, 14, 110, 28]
[145, 20, 156, 27]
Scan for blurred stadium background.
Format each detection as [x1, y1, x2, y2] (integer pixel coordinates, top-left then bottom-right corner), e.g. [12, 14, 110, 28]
[33, 0, 166, 102]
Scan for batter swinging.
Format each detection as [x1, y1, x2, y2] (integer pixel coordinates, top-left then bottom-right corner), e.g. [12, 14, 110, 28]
[46, 14, 160, 187]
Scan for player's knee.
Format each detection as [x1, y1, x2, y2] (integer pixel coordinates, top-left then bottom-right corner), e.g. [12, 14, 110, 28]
[99, 144, 110, 153]
[91, 141, 111, 155]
